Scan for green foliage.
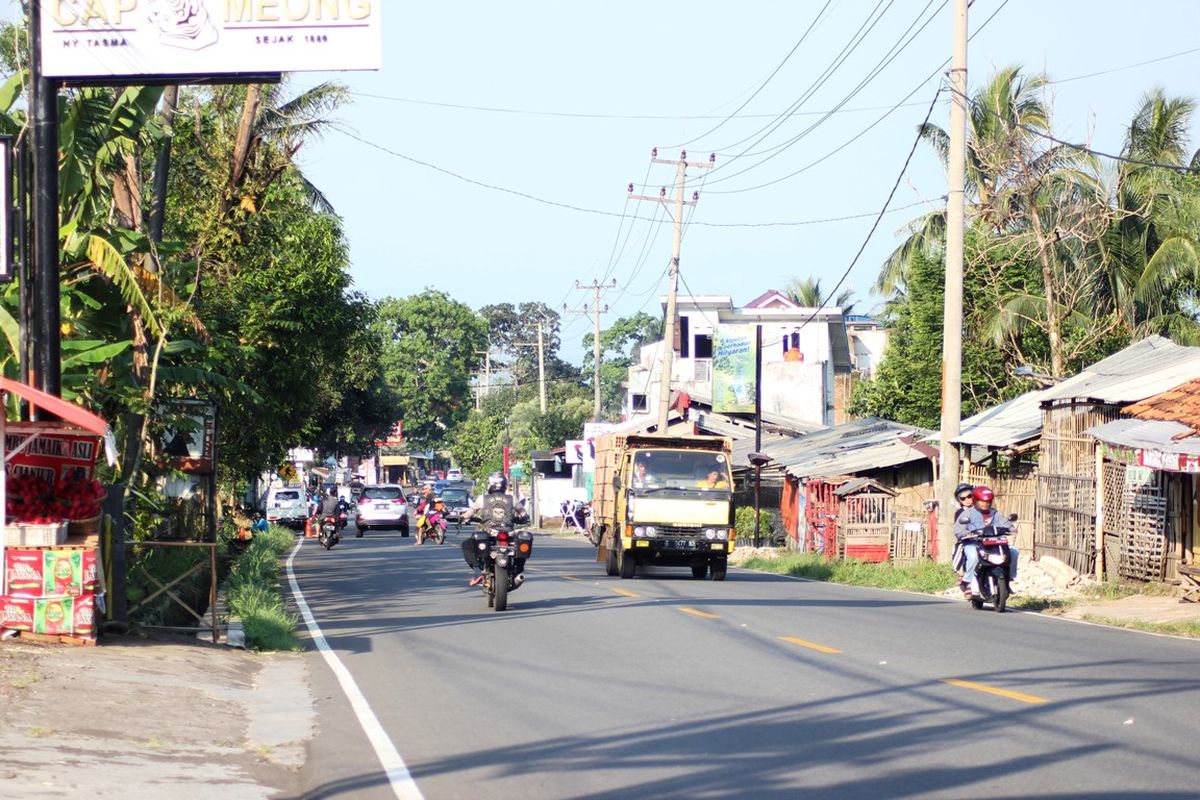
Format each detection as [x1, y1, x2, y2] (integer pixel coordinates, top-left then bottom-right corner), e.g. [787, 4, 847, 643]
[374, 291, 488, 446]
[583, 312, 663, 418]
[734, 506, 776, 543]
[225, 526, 299, 652]
[741, 552, 958, 594]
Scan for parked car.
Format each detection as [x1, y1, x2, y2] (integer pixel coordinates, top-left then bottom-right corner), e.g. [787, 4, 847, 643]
[265, 486, 309, 530]
[355, 484, 409, 535]
[446, 468, 464, 482]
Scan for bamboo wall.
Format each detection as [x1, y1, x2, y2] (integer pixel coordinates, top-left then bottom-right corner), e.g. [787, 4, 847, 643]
[1035, 402, 1121, 574]
[963, 456, 1037, 556]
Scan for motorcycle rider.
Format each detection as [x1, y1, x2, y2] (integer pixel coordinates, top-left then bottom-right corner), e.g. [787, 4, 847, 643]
[463, 472, 516, 587]
[951, 482, 976, 596]
[414, 484, 434, 543]
[959, 485, 1019, 593]
[317, 487, 341, 535]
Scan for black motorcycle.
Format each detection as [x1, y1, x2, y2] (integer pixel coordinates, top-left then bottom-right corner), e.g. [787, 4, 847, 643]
[962, 525, 1013, 612]
[468, 529, 533, 611]
[318, 513, 341, 550]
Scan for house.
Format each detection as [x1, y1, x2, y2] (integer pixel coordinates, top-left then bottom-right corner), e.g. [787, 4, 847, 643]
[761, 418, 939, 560]
[625, 291, 854, 429]
[953, 336, 1200, 575]
[1085, 377, 1200, 582]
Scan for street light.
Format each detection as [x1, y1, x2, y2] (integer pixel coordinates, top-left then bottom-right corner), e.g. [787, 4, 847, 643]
[747, 452, 773, 548]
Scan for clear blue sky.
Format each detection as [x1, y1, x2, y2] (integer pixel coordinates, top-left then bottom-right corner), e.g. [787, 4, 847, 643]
[8, 1, 1200, 365]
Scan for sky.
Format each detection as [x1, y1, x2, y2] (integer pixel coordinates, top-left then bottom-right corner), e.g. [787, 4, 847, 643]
[8, 1, 1200, 366]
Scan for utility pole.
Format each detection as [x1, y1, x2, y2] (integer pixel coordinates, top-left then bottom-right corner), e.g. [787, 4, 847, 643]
[474, 348, 491, 410]
[629, 149, 714, 432]
[565, 279, 617, 420]
[29, 0, 61, 399]
[513, 321, 549, 413]
[938, 0, 969, 561]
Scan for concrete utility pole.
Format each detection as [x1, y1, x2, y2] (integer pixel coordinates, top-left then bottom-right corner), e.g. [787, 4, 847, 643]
[938, 0, 969, 560]
[29, 0, 61, 399]
[565, 279, 617, 420]
[474, 348, 491, 410]
[513, 321, 549, 413]
[630, 149, 714, 432]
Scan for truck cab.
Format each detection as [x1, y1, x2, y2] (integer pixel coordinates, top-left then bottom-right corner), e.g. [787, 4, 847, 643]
[594, 435, 735, 581]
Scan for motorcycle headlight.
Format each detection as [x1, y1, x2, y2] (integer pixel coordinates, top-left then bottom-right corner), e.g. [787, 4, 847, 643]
[704, 529, 716, 540]
[477, 542, 487, 550]
[634, 526, 645, 537]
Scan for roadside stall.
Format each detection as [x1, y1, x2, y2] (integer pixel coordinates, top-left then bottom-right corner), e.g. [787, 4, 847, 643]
[1, 378, 116, 645]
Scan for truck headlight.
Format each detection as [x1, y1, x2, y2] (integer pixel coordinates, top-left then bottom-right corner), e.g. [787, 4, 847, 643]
[634, 526, 645, 537]
[716, 529, 729, 541]
[704, 529, 716, 540]
[645, 526, 657, 536]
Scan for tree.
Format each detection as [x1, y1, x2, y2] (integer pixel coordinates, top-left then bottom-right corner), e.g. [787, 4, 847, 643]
[785, 277, 855, 313]
[583, 312, 663, 418]
[374, 291, 487, 446]
[478, 302, 575, 388]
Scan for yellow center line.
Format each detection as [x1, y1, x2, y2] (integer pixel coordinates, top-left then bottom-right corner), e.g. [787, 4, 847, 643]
[778, 636, 841, 654]
[942, 678, 1048, 705]
[678, 607, 720, 619]
[610, 587, 640, 598]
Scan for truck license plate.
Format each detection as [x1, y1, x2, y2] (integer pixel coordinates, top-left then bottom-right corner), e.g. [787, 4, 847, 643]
[667, 539, 695, 549]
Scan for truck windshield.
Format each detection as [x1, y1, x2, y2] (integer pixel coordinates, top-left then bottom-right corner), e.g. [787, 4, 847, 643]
[632, 450, 731, 492]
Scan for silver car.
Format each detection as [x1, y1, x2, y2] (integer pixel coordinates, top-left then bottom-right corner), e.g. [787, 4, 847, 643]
[355, 484, 409, 535]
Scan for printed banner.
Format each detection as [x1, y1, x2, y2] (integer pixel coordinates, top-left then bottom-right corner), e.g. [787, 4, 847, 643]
[4, 425, 99, 484]
[40, 1, 383, 80]
[564, 440, 584, 465]
[712, 325, 757, 413]
[581, 423, 612, 475]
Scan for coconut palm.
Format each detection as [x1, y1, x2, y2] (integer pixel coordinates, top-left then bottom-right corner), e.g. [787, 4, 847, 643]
[785, 276, 856, 314]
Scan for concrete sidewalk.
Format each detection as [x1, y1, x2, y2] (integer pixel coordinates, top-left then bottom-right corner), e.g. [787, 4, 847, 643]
[0, 635, 315, 798]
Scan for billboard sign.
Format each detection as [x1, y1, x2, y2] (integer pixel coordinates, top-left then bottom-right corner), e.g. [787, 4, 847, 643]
[40, 1, 383, 80]
[712, 325, 757, 413]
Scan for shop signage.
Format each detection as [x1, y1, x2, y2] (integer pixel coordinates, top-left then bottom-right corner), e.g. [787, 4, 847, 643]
[40, 1, 383, 80]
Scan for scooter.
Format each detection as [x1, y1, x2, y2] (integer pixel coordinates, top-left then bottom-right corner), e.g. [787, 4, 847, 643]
[318, 514, 340, 550]
[960, 526, 1013, 612]
[468, 529, 533, 611]
[417, 499, 447, 545]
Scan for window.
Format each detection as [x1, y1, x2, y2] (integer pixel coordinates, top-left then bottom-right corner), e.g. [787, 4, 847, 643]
[694, 334, 713, 358]
[679, 315, 690, 358]
[274, 490, 300, 502]
[632, 394, 648, 412]
[363, 486, 402, 500]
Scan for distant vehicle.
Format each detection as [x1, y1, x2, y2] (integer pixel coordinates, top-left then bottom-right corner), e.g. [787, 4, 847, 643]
[441, 487, 473, 528]
[355, 484, 409, 535]
[265, 486, 308, 530]
[446, 468, 464, 482]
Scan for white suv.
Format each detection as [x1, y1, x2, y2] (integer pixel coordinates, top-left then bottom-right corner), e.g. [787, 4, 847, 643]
[355, 484, 409, 535]
[446, 468, 464, 482]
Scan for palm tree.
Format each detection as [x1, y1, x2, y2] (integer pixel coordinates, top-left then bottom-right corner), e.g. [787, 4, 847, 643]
[877, 66, 1052, 296]
[785, 276, 856, 314]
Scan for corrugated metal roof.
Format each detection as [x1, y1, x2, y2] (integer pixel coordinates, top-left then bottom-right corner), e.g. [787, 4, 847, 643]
[954, 336, 1200, 448]
[1086, 418, 1200, 457]
[778, 418, 936, 479]
[1042, 335, 1200, 404]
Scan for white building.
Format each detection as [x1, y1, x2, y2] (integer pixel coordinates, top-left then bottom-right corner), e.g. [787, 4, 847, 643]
[626, 290, 858, 428]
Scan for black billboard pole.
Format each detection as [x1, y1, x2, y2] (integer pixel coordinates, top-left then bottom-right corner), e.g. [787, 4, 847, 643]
[29, 0, 61, 400]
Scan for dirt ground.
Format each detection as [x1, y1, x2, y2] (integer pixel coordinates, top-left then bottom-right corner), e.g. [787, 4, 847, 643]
[0, 634, 314, 799]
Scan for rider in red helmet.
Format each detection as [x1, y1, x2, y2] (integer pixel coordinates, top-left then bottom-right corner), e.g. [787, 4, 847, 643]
[958, 485, 1018, 594]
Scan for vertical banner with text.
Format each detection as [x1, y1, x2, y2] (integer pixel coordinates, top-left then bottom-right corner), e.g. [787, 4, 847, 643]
[712, 325, 757, 413]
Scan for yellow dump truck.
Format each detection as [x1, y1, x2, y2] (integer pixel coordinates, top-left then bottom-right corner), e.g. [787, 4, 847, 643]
[593, 433, 735, 580]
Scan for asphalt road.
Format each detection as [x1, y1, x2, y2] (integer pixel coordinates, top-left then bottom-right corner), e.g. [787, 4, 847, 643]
[287, 526, 1200, 800]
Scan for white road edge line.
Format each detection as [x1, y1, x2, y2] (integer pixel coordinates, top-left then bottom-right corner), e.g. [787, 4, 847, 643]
[286, 537, 425, 800]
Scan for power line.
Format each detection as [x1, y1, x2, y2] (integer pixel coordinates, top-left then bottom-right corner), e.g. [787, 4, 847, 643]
[950, 87, 1200, 175]
[663, 0, 835, 149]
[699, 0, 945, 188]
[705, 0, 1009, 195]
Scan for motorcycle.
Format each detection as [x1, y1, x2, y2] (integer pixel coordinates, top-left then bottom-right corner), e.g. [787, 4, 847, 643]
[959, 524, 1014, 612]
[318, 514, 341, 550]
[417, 498, 447, 545]
[468, 528, 533, 611]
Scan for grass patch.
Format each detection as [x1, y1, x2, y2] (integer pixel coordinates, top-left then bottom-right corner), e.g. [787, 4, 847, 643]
[1007, 595, 1077, 613]
[1081, 580, 1179, 601]
[740, 551, 958, 594]
[10, 671, 42, 690]
[1080, 615, 1200, 638]
[225, 526, 300, 652]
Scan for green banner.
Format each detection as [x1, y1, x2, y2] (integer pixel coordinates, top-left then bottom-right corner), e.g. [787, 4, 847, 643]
[712, 325, 757, 413]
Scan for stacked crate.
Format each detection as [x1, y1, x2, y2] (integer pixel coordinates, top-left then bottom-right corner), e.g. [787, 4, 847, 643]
[1, 542, 101, 644]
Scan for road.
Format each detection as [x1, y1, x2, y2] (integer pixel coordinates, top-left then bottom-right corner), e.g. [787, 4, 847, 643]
[287, 526, 1200, 800]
